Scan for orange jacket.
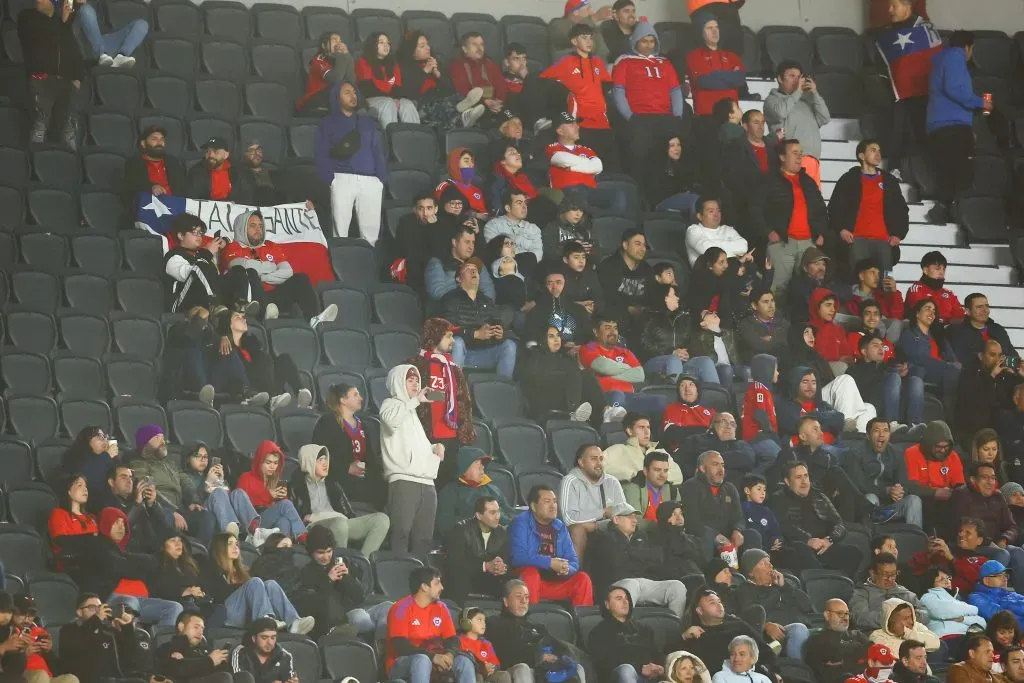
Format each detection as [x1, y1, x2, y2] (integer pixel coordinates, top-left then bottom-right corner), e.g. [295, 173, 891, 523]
[688, 0, 742, 14]
[904, 444, 965, 492]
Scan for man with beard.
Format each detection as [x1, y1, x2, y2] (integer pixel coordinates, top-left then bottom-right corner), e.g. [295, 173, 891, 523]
[559, 444, 626, 561]
[596, 228, 654, 330]
[407, 318, 476, 486]
[890, 641, 939, 683]
[228, 618, 296, 683]
[88, 463, 170, 554]
[579, 315, 669, 422]
[158, 611, 255, 683]
[524, 268, 592, 350]
[843, 419, 923, 528]
[622, 451, 682, 531]
[805, 599, 870, 683]
[680, 450, 748, 553]
[955, 340, 1024, 444]
[948, 635, 1007, 683]
[129, 424, 215, 546]
[187, 137, 254, 204]
[60, 593, 149, 683]
[670, 588, 777, 677]
[951, 462, 1024, 577]
[120, 125, 187, 226]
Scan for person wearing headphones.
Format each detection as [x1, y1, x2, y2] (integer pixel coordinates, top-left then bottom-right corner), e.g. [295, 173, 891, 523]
[457, 607, 511, 683]
[229, 617, 295, 683]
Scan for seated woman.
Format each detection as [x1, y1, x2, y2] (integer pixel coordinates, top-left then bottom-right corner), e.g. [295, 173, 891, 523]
[638, 282, 721, 385]
[396, 30, 484, 130]
[235, 441, 307, 542]
[355, 32, 420, 126]
[971, 428, 1019, 486]
[689, 308, 742, 388]
[644, 134, 702, 218]
[435, 148, 489, 219]
[200, 533, 315, 634]
[181, 442, 263, 540]
[296, 31, 356, 116]
[59, 426, 119, 498]
[485, 234, 530, 318]
[519, 325, 603, 426]
[289, 444, 390, 555]
[542, 194, 596, 261]
[311, 383, 387, 509]
[150, 531, 218, 618]
[898, 299, 961, 407]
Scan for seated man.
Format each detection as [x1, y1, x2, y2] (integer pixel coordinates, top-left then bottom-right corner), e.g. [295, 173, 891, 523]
[951, 293, 1020, 365]
[891, 640, 941, 683]
[804, 599, 870, 683]
[229, 618, 297, 683]
[587, 586, 664, 683]
[440, 259, 517, 378]
[587, 502, 688, 617]
[690, 411, 764, 478]
[777, 367, 853, 445]
[186, 137, 253, 203]
[948, 635, 1005, 683]
[449, 32, 506, 117]
[738, 290, 791, 364]
[680, 450, 748, 553]
[623, 451, 682, 532]
[483, 189, 544, 277]
[60, 592, 149, 683]
[848, 337, 924, 429]
[851, 553, 930, 631]
[903, 421, 965, 521]
[121, 125, 186, 224]
[907, 518, 994, 595]
[769, 461, 863, 577]
[220, 210, 338, 328]
[89, 463, 170, 554]
[734, 548, 814, 660]
[435, 448, 514, 539]
[651, 500, 705, 577]
[685, 197, 749, 267]
[444, 497, 510, 607]
[780, 416, 870, 523]
[741, 354, 785, 465]
[389, 193, 445, 290]
[523, 268, 592, 349]
[579, 315, 669, 422]
[597, 228, 653, 329]
[786, 247, 841, 326]
[508, 485, 593, 607]
[425, 226, 497, 302]
[559, 444, 626, 561]
[904, 251, 965, 325]
[843, 419, 924, 528]
[845, 260, 905, 337]
[384, 567, 476, 683]
[604, 413, 684, 484]
[955, 340, 1024, 444]
[668, 589, 777, 676]
[157, 611, 253, 683]
[951, 462, 1024, 588]
[967, 561, 1024, 627]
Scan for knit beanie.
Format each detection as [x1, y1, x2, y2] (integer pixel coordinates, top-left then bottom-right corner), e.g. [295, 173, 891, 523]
[692, 8, 717, 33]
[739, 548, 770, 577]
[704, 557, 731, 586]
[135, 424, 164, 452]
[420, 318, 455, 353]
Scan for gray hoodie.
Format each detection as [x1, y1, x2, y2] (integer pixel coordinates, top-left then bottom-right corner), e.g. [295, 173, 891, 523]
[225, 209, 294, 286]
[558, 466, 626, 525]
[763, 81, 831, 160]
[849, 577, 930, 630]
[611, 22, 684, 119]
[379, 364, 440, 486]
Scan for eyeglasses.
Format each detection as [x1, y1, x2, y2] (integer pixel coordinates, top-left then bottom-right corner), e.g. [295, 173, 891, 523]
[187, 228, 206, 236]
[79, 603, 102, 611]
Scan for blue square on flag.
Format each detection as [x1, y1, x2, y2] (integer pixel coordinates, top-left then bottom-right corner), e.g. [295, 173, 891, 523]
[136, 192, 187, 234]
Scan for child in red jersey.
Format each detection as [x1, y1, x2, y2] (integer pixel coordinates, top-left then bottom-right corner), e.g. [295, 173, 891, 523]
[457, 608, 506, 683]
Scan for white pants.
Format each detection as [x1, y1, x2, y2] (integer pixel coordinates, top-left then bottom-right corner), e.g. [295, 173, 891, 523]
[329, 173, 383, 244]
[366, 96, 420, 126]
[822, 374, 877, 432]
[612, 577, 688, 618]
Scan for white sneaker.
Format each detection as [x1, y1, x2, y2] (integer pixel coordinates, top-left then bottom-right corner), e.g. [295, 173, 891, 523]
[242, 300, 260, 318]
[297, 388, 313, 409]
[460, 103, 486, 128]
[248, 527, 277, 548]
[310, 303, 338, 329]
[603, 405, 627, 423]
[198, 384, 215, 407]
[889, 420, 908, 434]
[264, 303, 279, 321]
[241, 391, 270, 407]
[289, 615, 316, 635]
[98, 53, 114, 67]
[533, 117, 552, 135]
[111, 54, 135, 68]
[843, 418, 859, 433]
[570, 402, 592, 423]
[269, 392, 292, 412]
[456, 87, 484, 113]
[225, 522, 240, 537]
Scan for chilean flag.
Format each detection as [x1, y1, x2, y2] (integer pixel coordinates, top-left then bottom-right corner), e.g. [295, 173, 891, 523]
[135, 193, 335, 286]
[876, 17, 943, 101]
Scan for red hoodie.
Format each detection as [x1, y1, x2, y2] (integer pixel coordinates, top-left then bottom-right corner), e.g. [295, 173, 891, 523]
[99, 507, 149, 597]
[236, 440, 284, 509]
[741, 380, 778, 441]
[540, 54, 613, 129]
[810, 288, 854, 362]
[435, 147, 488, 214]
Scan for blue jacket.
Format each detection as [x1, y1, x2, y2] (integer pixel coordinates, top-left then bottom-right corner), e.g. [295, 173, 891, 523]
[743, 500, 782, 547]
[927, 47, 984, 133]
[897, 324, 958, 379]
[966, 582, 1024, 628]
[508, 512, 580, 575]
[313, 82, 388, 185]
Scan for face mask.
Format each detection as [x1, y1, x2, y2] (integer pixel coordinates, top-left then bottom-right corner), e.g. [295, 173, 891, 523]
[459, 167, 477, 183]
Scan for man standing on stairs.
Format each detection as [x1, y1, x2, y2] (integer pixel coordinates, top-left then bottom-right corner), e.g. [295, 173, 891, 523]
[687, 0, 745, 56]
[764, 61, 831, 187]
[925, 31, 992, 225]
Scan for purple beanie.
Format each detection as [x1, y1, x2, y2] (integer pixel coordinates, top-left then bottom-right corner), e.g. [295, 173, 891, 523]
[135, 424, 165, 451]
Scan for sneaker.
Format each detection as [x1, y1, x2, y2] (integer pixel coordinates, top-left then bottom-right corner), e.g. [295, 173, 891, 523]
[241, 391, 270, 407]
[264, 303, 279, 321]
[603, 405, 627, 423]
[198, 384, 215, 407]
[98, 53, 114, 67]
[289, 616, 316, 635]
[889, 421, 909, 435]
[310, 303, 338, 329]
[460, 103, 486, 128]
[111, 54, 135, 68]
[925, 204, 949, 225]
[297, 388, 313, 409]
[29, 121, 46, 145]
[906, 423, 928, 440]
[843, 418, 859, 433]
[248, 527, 276, 548]
[269, 392, 292, 412]
[248, 515, 261, 536]
[62, 121, 77, 152]
[274, 619, 287, 631]
[871, 506, 900, 525]
[455, 87, 484, 113]
[225, 522, 240, 537]
[533, 117, 552, 135]
[242, 300, 260, 318]
[570, 401, 593, 423]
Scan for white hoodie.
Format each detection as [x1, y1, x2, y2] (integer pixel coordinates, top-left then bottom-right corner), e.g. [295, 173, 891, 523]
[684, 223, 749, 266]
[379, 364, 440, 486]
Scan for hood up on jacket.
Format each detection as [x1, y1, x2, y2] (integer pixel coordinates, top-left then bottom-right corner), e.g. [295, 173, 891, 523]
[251, 439, 284, 486]
[599, 583, 636, 621]
[784, 365, 817, 401]
[676, 374, 703, 407]
[387, 363, 420, 402]
[656, 500, 684, 528]
[327, 80, 357, 116]
[447, 147, 477, 185]
[455, 446, 491, 483]
[298, 444, 328, 482]
[231, 209, 265, 248]
[750, 354, 778, 388]
[630, 22, 661, 56]
[808, 288, 840, 329]
[880, 597, 916, 638]
[665, 651, 713, 683]
[920, 421, 954, 460]
[99, 506, 131, 551]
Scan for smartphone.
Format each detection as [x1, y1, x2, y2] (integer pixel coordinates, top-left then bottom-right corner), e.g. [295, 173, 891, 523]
[108, 438, 118, 449]
[425, 390, 446, 402]
[1008, 356, 1020, 369]
[140, 476, 153, 487]
[210, 456, 221, 468]
[884, 270, 894, 280]
[334, 557, 345, 566]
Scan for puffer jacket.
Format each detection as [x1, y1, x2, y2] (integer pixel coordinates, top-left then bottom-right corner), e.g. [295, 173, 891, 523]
[968, 582, 1024, 626]
[219, 210, 293, 291]
[638, 309, 695, 363]
[770, 485, 847, 544]
[440, 288, 514, 350]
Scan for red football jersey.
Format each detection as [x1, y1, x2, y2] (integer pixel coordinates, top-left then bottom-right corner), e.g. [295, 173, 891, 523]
[612, 54, 681, 115]
[385, 597, 456, 672]
[905, 282, 965, 323]
[546, 143, 600, 189]
[578, 342, 639, 393]
[741, 381, 777, 441]
[541, 55, 613, 129]
[686, 47, 744, 116]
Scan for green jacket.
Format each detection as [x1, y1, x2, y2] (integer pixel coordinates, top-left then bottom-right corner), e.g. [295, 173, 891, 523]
[435, 448, 515, 538]
[130, 454, 189, 509]
[623, 480, 681, 531]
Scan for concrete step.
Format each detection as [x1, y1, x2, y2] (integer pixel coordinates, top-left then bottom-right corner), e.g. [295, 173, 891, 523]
[894, 281, 1024, 308]
[993, 309, 1024, 328]
[908, 202, 938, 224]
[904, 224, 960, 246]
[821, 140, 858, 160]
[899, 244, 1011, 267]
[822, 118, 862, 142]
[823, 180, 912, 202]
[1008, 328, 1024, 348]
[894, 263, 1016, 285]
[821, 160, 853, 183]
[746, 79, 775, 99]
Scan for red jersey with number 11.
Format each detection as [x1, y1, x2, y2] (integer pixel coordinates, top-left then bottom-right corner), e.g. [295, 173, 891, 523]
[612, 54, 681, 116]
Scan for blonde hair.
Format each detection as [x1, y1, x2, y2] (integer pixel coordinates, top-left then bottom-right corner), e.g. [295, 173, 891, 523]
[211, 533, 250, 584]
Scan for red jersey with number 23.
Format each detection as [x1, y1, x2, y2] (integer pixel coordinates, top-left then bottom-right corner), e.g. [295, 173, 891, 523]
[343, 417, 367, 463]
[385, 596, 455, 672]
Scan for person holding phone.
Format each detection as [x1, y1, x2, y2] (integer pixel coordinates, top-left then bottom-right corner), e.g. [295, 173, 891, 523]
[156, 611, 254, 683]
[440, 259, 518, 379]
[235, 442, 306, 543]
[60, 593, 150, 683]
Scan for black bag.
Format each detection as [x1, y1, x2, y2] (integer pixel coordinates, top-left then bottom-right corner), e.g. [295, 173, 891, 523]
[329, 124, 363, 160]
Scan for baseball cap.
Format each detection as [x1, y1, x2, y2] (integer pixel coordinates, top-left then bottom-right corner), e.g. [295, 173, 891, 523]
[610, 502, 638, 517]
[980, 560, 1009, 579]
[868, 643, 896, 667]
[201, 137, 230, 151]
[13, 594, 36, 616]
[799, 246, 830, 268]
[564, 0, 590, 15]
[555, 111, 583, 126]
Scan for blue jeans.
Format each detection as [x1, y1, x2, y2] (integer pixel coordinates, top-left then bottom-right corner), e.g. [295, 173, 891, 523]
[76, 2, 149, 58]
[656, 192, 700, 219]
[390, 653, 476, 683]
[108, 594, 183, 627]
[717, 363, 735, 387]
[451, 337, 516, 378]
[206, 489, 259, 532]
[643, 355, 719, 384]
[258, 499, 306, 538]
[604, 391, 671, 419]
[612, 664, 645, 683]
[883, 372, 925, 424]
[347, 601, 392, 638]
[866, 493, 924, 528]
[786, 622, 810, 659]
[224, 577, 299, 627]
[210, 349, 250, 395]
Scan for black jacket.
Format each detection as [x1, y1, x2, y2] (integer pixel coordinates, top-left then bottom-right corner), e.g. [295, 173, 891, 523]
[524, 296, 592, 347]
[950, 318, 1019, 365]
[651, 501, 704, 577]
[229, 643, 294, 683]
[841, 441, 910, 500]
[444, 517, 509, 607]
[770, 486, 847, 544]
[597, 252, 654, 323]
[157, 634, 228, 682]
[488, 608, 572, 671]
[389, 215, 450, 287]
[562, 267, 605, 313]
[310, 414, 386, 509]
[804, 627, 871, 683]
[120, 154, 188, 214]
[586, 599, 660, 683]
[750, 169, 828, 243]
[846, 360, 894, 410]
[666, 616, 777, 676]
[828, 167, 909, 240]
[88, 488, 171, 555]
[732, 579, 814, 625]
[587, 525, 665, 595]
[250, 547, 308, 596]
[954, 359, 1023, 443]
[60, 617, 146, 683]
[295, 559, 365, 625]
[519, 346, 595, 420]
[440, 287, 514, 350]
[186, 162, 255, 204]
[56, 533, 154, 601]
[17, 5, 84, 81]
[889, 662, 940, 683]
[723, 137, 771, 205]
[637, 309, 693, 364]
[737, 313, 791, 364]
[643, 154, 701, 209]
[680, 473, 744, 538]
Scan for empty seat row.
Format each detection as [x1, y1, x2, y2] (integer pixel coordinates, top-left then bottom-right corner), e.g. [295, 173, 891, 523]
[0, 184, 122, 233]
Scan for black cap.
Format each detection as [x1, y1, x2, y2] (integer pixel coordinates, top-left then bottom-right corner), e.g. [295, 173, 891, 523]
[496, 109, 518, 123]
[201, 137, 230, 151]
[0, 592, 13, 613]
[13, 594, 36, 615]
[568, 23, 594, 40]
[138, 124, 167, 142]
[555, 111, 582, 125]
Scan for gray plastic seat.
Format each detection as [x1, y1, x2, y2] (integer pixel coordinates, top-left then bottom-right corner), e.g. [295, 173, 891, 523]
[288, 120, 317, 159]
[221, 405, 277, 456]
[237, 118, 285, 163]
[52, 352, 105, 398]
[245, 80, 292, 124]
[451, 13, 502, 58]
[470, 376, 526, 422]
[0, 527, 48, 579]
[71, 234, 120, 276]
[201, 1, 251, 44]
[319, 325, 372, 370]
[64, 272, 114, 317]
[301, 6, 353, 44]
[402, 11, 456, 62]
[80, 189, 122, 235]
[0, 185, 25, 231]
[0, 147, 29, 188]
[150, 34, 199, 76]
[106, 354, 159, 400]
[144, 73, 192, 119]
[58, 312, 110, 357]
[82, 150, 127, 190]
[121, 233, 165, 273]
[1, 350, 51, 395]
[249, 40, 299, 84]
[328, 241, 378, 287]
[369, 551, 423, 598]
[201, 37, 250, 78]
[93, 68, 142, 113]
[87, 109, 135, 155]
[113, 397, 167, 442]
[5, 308, 57, 352]
[59, 398, 112, 439]
[317, 284, 370, 329]
[10, 269, 60, 314]
[28, 573, 79, 627]
[252, 3, 302, 44]
[810, 27, 863, 70]
[372, 328, 419, 368]
[18, 230, 69, 273]
[31, 147, 79, 191]
[321, 638, 377, 683]
[352, 8, 401, 45]
[167, 400, 224, 448]
[501, 15, 550, 66]
[814, 68, 864, 118]
[548, 422, 600, 473]
[495, 417, 548, 470]
[267, 320, 319, 373]
[111, 313, 164, 359]
[972, 31, 1012, 76]
[275, 408, 320, 455]
[386, 165, 434, 203]
[0, 438, 36, 488]
[761, 26, 813, 73]
[5, 395, 60, 441]
[26, 187, 76, 228]
[371, 286, 422, 330]
[152, 0, 201, 39]
[187, 113, 234, 152]
[116, 276, 164, 317]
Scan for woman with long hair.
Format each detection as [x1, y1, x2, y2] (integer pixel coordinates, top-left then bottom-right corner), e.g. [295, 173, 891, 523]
[638, 282, 720, 385]
[644, 134, 702, 218]
[235, 441, 306, 541]
[972, 429, 1014, 485]
[311, 383, 386, 508]
[396, 30, 484, 130]
[59, 426, 119, 500]
[200, 532, 314, 633]
[355, 31, 419, 126]
[663, 651, 712, 683]
[48, 473, 98, 557]
[898, 298, 961, 407]
[150, 531, 213, 616]
[519, 325, 602, 426]
[986, 609, 1023, 673]
[181, 442, 262, 538]
[296, 31, 356, 116]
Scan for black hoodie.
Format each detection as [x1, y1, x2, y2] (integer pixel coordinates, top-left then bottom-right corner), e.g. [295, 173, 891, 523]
[666, 612, 777, 677]
[650, 501, 705, 577]
[586, 588, 660, 683]
[597, 250, 654, 324]
[17, 4, 84, 81]
[587, 520, 667, 595]
[488, 607, 572, 671]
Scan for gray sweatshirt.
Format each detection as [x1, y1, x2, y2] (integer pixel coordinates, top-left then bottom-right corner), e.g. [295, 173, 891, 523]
[558, 467, 626, 525]
[763, 87, 831, 160]
[849, 579, 930, 630]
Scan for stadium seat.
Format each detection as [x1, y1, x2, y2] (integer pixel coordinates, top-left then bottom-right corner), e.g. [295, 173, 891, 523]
[111, 313, 164, 359]
[371, 285, 423, 330]
[114, 397, 167, 443]
[777, 660, 816, 683]
[150, 34, 200, 76]
[959, 196, 1009, 242]
[152, 0, 202, 39]
[106, 354, 160, 400]
[80, 188, 122, 234]
[116, 276, 165, 318]
[760, 26, 813, 73]
[351, 8, 402, 45]
[328, 241, 378, 287]
[137, 112, 186, 156]
[167, 400, 225, 448]
[249, 40, 300, 84]
[276, 636, 320, 683]
[548, 422, 600, 473]
[245, 80, 292, 124]
[969, 155, 1011, 198]
[301, 6, 354, 44]
[471, 417, 493, 457]
[82, 150, 127, 190]
[591, 215, 638, 253]
[0, 18, 22, 64]
[17, 230, 70, 273]
[194, 76, 242, 120]
[494, 417, 548, 470]
[445, 128, 492, 169]
[810, 27, 863, 70]
[803, 572, 854, 612]
[313, 368, 364, 409]
[92, 68, 142, 114]
[64, 272, 114, 317]
[52, 352, 105, 398]
[641, 212, 687, 255]
[386, 165, 435, 203]
[201, 37, 250, 78]
[31, 147, 79, 191]
[5, 395, 60, 441]
[514, 466, 562, 503]
[451, 13, 502, 58]
[484, 463, 517, 507]
[59, 398, 112, 439]
[86, 108, 136, 155]
[106, 0, 153, 32]
[471, 376, 526, 422]
[0, 147, 29, 188]
[402, 11, 456, 62]
[5, 308, 57, 352]
[275, 408, 320, 455]
[923, 394, 945, 423]
[700, 385, 734, 415]
[372, 328, 420, 368]
[0, 438, 35, 488]
[886, 523, 929, 558]
[267, 319, 320, 373]
[634, 607, 681, 653]
[0, 186, 25, 231]
[654, 21, 690, 58]
[58, 312, 110, 357]
[201, 0, 252, 44]
[369, 551, 424, 598]
[28, 573, 79, 627]
[814, 68, 864, 119]
[321, 638, 378, 683]
[222, 405, 277, 455]
[317, 284, 371, 329]
[972, 30, 1013, 76]
[26, 187, 76, 228]
[187, 113, 235, 152]
[10, 269, 61, 313]
[252, 3, 302, 45]
[121, 234, 164, 273]
[288, 120, 317, 159]
[237, 118, 286, 163]
[388, 123, 440, 171]
[366, 368, 389, 412]
[0, 527, 48, 579]
[70, 234, 120, 276]
[502, 15, 551, 67]
[0, 105, 26, 148]
[1, 350, 51, 395]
